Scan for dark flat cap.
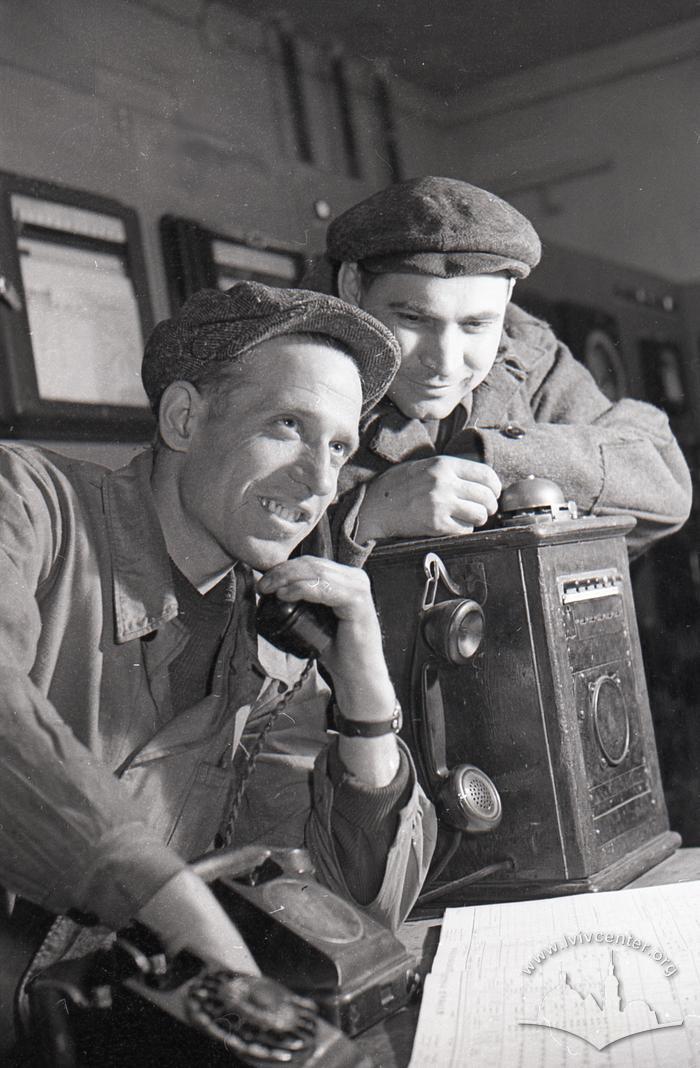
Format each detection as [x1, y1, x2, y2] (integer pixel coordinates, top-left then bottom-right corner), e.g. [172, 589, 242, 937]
[142, 281, 401, 415]
[327, 176, 541, 279]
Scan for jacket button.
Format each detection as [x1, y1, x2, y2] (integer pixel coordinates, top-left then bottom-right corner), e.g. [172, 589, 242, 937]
[502, 423, 525, 439]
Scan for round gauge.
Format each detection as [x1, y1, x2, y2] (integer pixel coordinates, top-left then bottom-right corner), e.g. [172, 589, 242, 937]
[591, 675, 630, 766]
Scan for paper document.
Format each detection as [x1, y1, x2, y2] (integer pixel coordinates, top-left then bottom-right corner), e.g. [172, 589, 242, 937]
[409, 881, 700, 1067]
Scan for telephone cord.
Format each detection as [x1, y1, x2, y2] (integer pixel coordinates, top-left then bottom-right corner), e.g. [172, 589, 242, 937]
[219, 658, 315, 849]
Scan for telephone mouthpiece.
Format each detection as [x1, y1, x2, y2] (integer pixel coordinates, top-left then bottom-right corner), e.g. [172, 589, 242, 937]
[438, 764, 502, 833]
[256, 594, 337, 659]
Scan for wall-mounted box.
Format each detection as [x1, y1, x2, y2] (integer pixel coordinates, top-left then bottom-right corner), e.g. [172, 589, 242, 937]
[0, 172, 154, 440]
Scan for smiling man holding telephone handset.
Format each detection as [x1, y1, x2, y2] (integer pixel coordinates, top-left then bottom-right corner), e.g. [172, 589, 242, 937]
[0, 282, 436, 1060]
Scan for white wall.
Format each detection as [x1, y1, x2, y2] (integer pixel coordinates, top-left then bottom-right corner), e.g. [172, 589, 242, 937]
[436, 18, 700, 284]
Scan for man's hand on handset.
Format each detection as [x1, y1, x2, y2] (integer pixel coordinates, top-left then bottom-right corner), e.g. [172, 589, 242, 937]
[257, 558, 400, 787]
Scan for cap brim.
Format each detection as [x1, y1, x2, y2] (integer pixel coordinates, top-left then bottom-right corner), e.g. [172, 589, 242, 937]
[360, 250, 532, 279]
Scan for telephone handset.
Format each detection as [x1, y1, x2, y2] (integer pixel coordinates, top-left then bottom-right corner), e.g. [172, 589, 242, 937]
[256, 594, 338, 659]
[410, 552, 502, 833]
[410, 481, 577, 833]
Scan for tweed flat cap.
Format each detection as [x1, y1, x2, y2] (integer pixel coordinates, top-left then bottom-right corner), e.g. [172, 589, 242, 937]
[327, 176, 541, 279]
[142, 281, 401, 415]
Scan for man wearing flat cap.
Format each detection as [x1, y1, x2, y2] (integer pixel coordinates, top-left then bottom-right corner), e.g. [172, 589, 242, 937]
[0, 282, 435, 1055]
[305, 176, 691, 562]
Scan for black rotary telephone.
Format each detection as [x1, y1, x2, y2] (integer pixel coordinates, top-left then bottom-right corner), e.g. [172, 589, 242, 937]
[24, 847, 417, 1067]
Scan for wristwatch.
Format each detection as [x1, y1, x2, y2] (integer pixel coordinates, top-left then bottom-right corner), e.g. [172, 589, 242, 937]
[333, 698, 402, 737]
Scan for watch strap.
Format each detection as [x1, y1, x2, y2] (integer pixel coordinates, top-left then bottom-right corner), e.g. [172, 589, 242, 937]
[333, 699, 402, 738]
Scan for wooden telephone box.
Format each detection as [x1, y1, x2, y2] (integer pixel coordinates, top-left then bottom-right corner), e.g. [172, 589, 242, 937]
[366, 482, 679, 906]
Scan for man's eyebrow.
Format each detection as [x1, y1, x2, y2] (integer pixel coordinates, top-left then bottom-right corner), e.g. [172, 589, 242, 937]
[386, 300, 501, 323]
[457, 311, 501, 323]
[274, 401, 360, 451]
[386, 300, 435, 317]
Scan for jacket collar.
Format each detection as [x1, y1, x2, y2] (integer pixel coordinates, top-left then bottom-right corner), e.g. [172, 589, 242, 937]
[102, 450, 179, 644]
[499, 301, 552, 372]
[365, 400, 442, 463]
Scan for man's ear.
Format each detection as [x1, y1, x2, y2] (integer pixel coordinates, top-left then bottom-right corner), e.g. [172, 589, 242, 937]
[157, 381, 207, 453]
[337, 262, 363, 306]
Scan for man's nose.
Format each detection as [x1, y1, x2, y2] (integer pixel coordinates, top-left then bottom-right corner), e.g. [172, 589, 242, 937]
[292, 448, 336, 497]
[419, 327, 465, 376]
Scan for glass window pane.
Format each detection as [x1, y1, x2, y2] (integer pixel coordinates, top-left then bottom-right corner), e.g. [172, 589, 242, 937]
[212, 239, 298, 290]
[18, 236, 148, 407]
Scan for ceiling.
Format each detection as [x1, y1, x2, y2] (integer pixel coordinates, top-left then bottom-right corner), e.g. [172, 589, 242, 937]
[228, 0, 699, 97]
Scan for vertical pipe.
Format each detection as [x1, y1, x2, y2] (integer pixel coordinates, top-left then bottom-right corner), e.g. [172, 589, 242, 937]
[276, 26, 313, 165]
[374, 67, 402, 182]
[330, 51, 361, 179]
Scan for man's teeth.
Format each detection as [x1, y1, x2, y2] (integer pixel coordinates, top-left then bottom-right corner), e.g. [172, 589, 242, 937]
[260, 497, 305, 523]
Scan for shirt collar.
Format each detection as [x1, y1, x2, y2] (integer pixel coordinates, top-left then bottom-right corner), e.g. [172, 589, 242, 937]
[196, 565, 235, 596]
[102, 449, 179, 643]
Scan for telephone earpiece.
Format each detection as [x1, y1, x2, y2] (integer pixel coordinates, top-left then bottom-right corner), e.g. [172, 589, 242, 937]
[421, 597, 484, 664]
